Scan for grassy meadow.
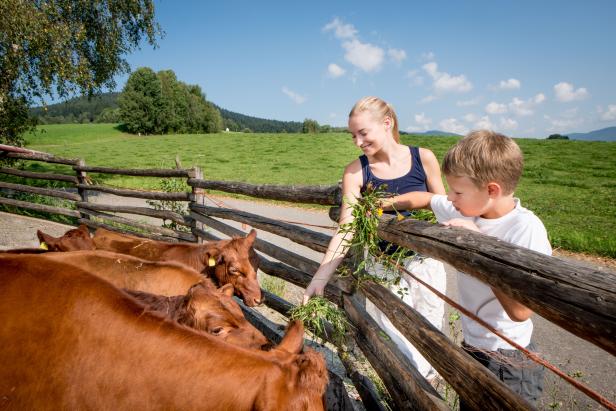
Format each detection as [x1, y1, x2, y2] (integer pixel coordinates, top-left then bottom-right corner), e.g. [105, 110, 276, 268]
[13, 123, 616, 258]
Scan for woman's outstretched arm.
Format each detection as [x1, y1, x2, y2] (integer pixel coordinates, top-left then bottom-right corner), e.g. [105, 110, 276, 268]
[302, 160, 363, 303]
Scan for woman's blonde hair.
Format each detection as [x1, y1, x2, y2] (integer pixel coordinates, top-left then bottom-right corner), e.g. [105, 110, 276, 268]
[349, 96, 400, 143]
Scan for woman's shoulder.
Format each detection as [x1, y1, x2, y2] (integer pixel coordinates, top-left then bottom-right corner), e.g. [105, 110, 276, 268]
[417, 147, 439, 165]
[343, 157, 363, 177]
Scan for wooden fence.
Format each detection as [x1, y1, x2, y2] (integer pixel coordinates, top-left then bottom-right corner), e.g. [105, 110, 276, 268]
[1, 145, 615, 411]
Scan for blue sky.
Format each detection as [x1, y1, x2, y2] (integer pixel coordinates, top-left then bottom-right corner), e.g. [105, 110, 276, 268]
[115, 0, 616, 137]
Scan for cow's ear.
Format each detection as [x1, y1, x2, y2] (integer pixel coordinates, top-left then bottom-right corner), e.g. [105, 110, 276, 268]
[205, 251, 221, 268]
[78, 224, 90, 234]
[245, 229, 257, 246]
[219, 283, 235, 297]
[276, 320, 304, 354]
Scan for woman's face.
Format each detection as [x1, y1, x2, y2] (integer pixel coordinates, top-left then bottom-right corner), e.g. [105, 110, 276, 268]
[348, 111, 389, 156]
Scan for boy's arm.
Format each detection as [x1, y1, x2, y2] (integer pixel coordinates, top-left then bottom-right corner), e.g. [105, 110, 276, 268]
[380, 191, 435, 211]
[492, 289, 533, 322]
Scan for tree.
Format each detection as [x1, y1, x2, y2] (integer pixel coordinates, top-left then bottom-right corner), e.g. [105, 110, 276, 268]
[302, 118, 320, 134]
[0, 0, 161, 145]
[547, 134, 569, 140]
[118, 67, 164, 134]
[95, 107, 121, 123]
[119, 69, 222, 135]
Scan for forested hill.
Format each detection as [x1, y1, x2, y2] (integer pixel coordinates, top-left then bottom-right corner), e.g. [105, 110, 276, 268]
[214, 105, 302, 133]
[30, 92, 120, 124]
[30, 92, 304, 133]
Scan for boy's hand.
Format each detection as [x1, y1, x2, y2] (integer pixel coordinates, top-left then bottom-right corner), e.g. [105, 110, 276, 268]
[444, 218, 480, 232]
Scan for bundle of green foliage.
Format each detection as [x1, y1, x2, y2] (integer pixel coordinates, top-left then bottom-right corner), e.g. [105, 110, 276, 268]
[118, 68, 222, 135]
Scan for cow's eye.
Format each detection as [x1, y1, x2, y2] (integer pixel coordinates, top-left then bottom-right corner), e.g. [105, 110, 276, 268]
[211, 327, 224, 336]
[228, 267, 240, 275]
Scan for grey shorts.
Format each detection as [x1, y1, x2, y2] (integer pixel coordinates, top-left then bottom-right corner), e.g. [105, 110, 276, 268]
[459, 341, 545, 409]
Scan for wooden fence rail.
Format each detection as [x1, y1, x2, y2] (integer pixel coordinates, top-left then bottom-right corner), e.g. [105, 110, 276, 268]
[187, 178, 341, 205]
[1, 144, 614, 411]
[378, 215, 616, 356]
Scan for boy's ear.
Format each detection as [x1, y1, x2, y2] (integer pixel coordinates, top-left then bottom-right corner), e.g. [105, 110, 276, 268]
[487, 182, 502, 197]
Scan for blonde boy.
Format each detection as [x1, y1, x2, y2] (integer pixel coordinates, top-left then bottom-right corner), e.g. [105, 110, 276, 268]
[383, 130, 549, 406]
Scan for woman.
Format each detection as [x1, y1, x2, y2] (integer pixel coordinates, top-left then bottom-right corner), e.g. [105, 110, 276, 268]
[303, 96, 447, 380]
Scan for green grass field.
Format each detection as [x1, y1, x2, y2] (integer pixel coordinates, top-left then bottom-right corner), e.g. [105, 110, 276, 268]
[14, 123, 616, 258]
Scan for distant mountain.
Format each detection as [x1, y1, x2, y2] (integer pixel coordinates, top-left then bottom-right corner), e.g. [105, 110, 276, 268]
[567, 127, 616, 142]
[406, 130, 462, 137]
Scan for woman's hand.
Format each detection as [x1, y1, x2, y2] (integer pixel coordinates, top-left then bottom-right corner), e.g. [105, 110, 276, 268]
[302, 278, 327, 304]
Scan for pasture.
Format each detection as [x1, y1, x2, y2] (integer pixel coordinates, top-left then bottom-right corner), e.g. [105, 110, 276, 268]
[18, 123, 616, 258]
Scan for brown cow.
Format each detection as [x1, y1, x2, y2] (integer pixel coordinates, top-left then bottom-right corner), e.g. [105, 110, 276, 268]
[36, 224, 95, 251]
[126, 281, 269, 350]
[7, 250, 268, 349]
[93, 227, 262, 306]
[0, 254, 328, 411]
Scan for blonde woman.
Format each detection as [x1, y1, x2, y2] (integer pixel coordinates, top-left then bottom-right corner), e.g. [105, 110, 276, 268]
[303, 96, 447, 380]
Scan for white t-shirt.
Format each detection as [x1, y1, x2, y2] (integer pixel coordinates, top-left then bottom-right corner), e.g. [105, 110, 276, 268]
[430, 195, 552, 350]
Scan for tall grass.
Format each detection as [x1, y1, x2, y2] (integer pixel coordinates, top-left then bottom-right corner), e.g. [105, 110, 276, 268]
[16, 123, 616, 258]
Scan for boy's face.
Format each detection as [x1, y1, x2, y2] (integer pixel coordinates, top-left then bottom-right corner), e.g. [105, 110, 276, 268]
[445, 175, 491, 217]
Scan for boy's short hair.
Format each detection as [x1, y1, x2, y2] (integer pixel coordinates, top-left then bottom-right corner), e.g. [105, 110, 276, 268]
[442, 130, 523, 194]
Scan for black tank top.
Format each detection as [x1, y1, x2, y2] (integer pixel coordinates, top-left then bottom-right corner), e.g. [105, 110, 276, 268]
[360, 146, 428, 217]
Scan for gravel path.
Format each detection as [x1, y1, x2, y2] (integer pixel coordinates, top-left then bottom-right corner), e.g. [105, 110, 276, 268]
[1, 196, 614, 409]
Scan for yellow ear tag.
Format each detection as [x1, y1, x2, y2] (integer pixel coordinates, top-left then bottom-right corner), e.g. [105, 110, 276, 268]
[208, 257, 216, 267]
[39, 242, 48, 250]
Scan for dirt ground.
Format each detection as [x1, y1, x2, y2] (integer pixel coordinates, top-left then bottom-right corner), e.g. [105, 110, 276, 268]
[1, 202, 615, 410]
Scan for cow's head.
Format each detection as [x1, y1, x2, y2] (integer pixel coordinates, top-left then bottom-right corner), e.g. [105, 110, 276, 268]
[205, 229, 262, 307]
[37, 224, 95, 251]
[180, 280, 269, 350]
[267, 320, 328, 410]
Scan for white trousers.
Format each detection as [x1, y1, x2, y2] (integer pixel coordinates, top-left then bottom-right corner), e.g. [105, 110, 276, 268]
[365, 256, 446, 379]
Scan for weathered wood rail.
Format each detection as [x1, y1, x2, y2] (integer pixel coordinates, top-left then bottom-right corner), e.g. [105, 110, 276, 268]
[1, 145, 614, 411]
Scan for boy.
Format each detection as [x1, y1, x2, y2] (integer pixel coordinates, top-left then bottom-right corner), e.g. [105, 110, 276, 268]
[382, 130, 549, 407]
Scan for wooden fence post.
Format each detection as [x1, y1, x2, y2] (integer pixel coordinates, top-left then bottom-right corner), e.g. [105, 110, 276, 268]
[189, 167, 204, 243]
[75, 159, 90, 221]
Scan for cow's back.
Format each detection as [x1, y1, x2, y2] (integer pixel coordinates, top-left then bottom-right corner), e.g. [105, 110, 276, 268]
[42, 250, 202, 295]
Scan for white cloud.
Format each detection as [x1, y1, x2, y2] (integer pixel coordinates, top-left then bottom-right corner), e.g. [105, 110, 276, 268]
[508, 93, 545, 116]
[440, 118, 468, 135]
[342, 39, 384, 72]
[457, 97, 482, 107]
[493, 78, 521, 90]
[544, 114, 584, 131]
[423, 62, 472, 94]
[463, 113, 478, 123]
[323, 18, 357, 39]
[533, 93, 546, 104]
[388, 48, 407, 63]
[600, 104, 616, 121]
[500, 117, 518, 130]
[281, 87, 306, 104]
[327, 63, 345, 78]
[474, 116, 494, 130]
[420, 95, 437, 104]
[406, 113, 432, 132]
[406, 70, 424, 87]
[554, 82, 589, 102]
[485, 102, 507, 114]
